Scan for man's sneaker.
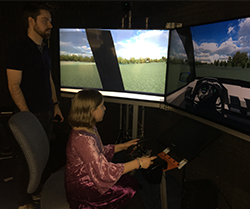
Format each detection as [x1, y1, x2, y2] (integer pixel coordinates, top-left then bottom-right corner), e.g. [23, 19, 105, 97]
[18, 204, 35, 209]
[32, 193, 41, 202]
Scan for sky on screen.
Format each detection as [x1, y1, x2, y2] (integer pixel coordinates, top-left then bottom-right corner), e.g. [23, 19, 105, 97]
[191, 17, 250, 63]
[60, 29, 169, 59]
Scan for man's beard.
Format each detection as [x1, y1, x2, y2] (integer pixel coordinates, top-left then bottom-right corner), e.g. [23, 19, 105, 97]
[34, 25, 51, 40]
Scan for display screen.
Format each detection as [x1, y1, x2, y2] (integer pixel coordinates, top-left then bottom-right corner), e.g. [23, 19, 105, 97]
[60, 28, 169, 102]
[166, 17, 250, 135]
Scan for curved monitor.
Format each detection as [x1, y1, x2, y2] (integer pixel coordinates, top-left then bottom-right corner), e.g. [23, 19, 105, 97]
[165, 16, 250, 135]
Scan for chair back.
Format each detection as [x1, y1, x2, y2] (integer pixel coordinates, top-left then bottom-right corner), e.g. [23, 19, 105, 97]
[9, 111, 50, 194]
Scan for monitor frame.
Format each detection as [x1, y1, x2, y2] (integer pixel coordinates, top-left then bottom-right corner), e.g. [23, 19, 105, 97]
[59, 27, 170, 103]
[164, 15, 250, 137]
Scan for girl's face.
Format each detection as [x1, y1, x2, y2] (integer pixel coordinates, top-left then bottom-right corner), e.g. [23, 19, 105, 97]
[92, 100, 106, 122]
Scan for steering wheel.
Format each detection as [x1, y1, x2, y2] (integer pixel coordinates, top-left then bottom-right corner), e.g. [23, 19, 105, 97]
[126, 138, 167, 184]
[126, 138, 153, 160]
[186, 77, 229, 113]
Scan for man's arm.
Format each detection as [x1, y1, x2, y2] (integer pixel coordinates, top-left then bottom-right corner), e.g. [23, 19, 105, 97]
[6, 69, 29, 111]
[50, 72, 64, 122]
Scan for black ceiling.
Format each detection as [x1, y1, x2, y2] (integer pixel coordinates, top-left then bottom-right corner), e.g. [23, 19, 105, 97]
[49, 1, 250, 29]
[1, 1, 250, 30]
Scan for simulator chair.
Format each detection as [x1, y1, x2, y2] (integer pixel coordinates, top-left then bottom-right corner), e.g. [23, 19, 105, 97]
[8, 111, 69, 209]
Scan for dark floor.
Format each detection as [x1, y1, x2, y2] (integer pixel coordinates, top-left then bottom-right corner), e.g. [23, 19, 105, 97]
[0, 154, 39, 209]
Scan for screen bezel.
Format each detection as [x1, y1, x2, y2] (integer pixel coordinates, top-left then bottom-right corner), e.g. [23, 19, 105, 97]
[164, 15, 250, 136]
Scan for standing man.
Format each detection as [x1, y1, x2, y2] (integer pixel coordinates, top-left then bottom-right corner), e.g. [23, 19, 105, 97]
[6, 2, 64, 141]
[6, 2, 64, 209]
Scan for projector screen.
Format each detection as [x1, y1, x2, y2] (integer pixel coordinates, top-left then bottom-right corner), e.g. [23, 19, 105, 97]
[59, 28, 170, 102]
[165, 16, 250, 135]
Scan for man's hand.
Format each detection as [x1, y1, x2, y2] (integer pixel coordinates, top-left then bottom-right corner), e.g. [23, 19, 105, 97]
[54, 105, 64, 122]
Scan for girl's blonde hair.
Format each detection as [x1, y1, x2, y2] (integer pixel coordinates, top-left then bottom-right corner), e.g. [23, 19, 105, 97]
[68, 89, 103, 128]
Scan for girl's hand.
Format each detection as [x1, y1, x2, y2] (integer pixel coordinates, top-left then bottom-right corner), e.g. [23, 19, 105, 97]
[122, 138, 140, 150]
[115, 139, 140, 153]
[138, 156, 157, 169]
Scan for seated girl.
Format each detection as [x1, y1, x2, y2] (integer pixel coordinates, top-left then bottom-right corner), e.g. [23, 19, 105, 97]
[65, 89, 156, 209]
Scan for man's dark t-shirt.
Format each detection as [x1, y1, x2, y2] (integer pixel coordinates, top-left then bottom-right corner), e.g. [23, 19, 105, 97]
[6, 36, 53, 113]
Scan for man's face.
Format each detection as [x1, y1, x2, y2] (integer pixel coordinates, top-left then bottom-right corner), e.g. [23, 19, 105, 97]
[33, 9, 53, 40]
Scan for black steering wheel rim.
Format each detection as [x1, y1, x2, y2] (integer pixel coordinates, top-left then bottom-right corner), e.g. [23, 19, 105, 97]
[190, 77, 229, 113]
[126, 138, 152, 160]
